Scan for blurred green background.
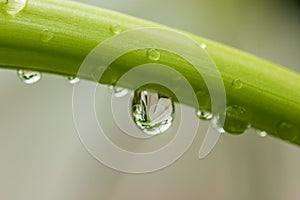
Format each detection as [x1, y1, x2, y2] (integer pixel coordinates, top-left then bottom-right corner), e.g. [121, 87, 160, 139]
[0, 0, 299, 199]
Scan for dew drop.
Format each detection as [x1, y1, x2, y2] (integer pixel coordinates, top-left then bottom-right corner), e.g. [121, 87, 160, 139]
[67, 76, 80, 84]
[256, 130, 267, 137]
[132, 90, 174, 136]
[110, 24, 122, 35]
[40, 28, 54, 43]
[224, 105, 250, 134]
[196, 110, 213, 120]
[196, 89, 207, 97]
[276, 122, 298, 141]
[108, 85, 129, 98]
[200, 43, 207, 49]
[17, 69, 41, 84]
[147, 48, 161, 61]
[1, 0, 27, 15]
[211, 115, 226, 134]
[232, 79, 243, 89]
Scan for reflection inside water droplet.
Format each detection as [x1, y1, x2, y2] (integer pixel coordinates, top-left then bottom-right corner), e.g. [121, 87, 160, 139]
[132, 90, 174, 136]
[17, 69, 41, 84]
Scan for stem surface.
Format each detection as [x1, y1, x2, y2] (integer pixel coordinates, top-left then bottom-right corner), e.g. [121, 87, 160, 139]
[1, 0, 300, 144]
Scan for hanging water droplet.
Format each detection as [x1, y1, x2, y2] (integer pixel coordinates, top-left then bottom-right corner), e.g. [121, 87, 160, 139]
[147, 48, 161, 61]
[256, 130, 267, 137]
[108, 85, 129, 98]
[110, 24, 122, 35]
[224, 105, 250, 134]
[1, 0, 27, 15]
[40, 28, 54, 43]
[200, 43, 207, 49]
[232, 79, 243, 89]
[67, 76, 80, 84]
[196, 110, 213, 120]
[211, 115, 225, 134]
[276, 122, 298, 141]
[17, 69, 41, 84]
[132, 90, 174, 136]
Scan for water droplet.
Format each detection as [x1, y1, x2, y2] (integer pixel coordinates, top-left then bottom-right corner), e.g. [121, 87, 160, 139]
[132, 90, 174, 136]
[17, 69, 41, 84]
[67, 76, 80, 84]
[110, 24, 122, 35]
[276, 122, 298, 141]
[200, 43, 207, 49]
[196, 110, 213, 120]
[232, 79, 243, 89]
[224, 105, 250, 134]
[147, 48, 161, 61]
[40, 28, 54, 42]
[108, 85, 128, 98]
[1, 0, 27, 15]
[196, 89, 207, 97]
[211, 115, 225, 134]
[256, 130, 267, 137]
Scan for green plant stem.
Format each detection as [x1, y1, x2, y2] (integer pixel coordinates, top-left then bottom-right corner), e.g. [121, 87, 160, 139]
[1, 0, 300, 144]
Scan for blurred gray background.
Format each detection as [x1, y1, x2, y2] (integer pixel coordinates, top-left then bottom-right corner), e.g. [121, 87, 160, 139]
[0, 0, 300, 199]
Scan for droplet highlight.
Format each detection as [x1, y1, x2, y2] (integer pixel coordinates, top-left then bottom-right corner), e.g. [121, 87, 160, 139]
[132, 90, 174, 136]
[67, 76, 80, 84]
[232, 79, 243, 89]
[147, 48, 161, 61]
[40, 28, 54, 43]
[200, 43, 207, 49]
[256, 130, 267, 137]
[108, 85, 129, 98]
[1, 0, 27, 15]
[276, 122, 298, 141]
[196, 110, 213, 120]
[224, 105, 250, 134]
[110, 24, 122, 35]
[17, 69, 41, 84]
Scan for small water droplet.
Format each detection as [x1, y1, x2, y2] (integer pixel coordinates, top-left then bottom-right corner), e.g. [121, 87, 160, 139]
[1, 0, 27, 15]
[67, 76, 80, 84]
[232, 79, 243, 89]
[196, 110, 213, 120]
[276, 122, 298, 141]
[147, 48, 161, 61]
[110, 24, 122, 35]
[224, 105, 250, 134]
[211, 115, 225, 134]
[17, 69, 41, 84]
[200, 43, 207, 49]
[40, 28, 54, 42]
[256, 130, 267, 137]
[132, 90, 174, 136]
[196, 89, 207, 97]
[108, 85, 128, 98]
